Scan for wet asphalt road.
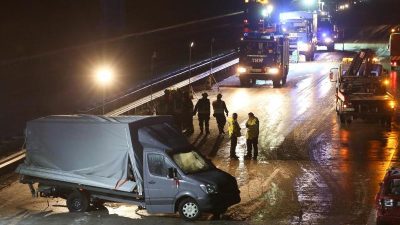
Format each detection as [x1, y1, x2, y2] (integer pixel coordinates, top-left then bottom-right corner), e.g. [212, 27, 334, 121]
[1, 51, 400, 225]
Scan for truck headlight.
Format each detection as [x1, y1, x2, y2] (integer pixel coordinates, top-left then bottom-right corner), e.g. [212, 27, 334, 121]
[383, 79, 390, 86]
[237, 67, 247, 74]
[297, 42, 310, 52]
[389, 101, 396, 109]
[268, 67, 279, 75]
[200, 184, 218, 194]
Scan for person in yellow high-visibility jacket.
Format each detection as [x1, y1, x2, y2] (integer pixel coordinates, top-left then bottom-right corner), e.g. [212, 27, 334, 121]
[245, 112, 259, 159]
[227, 113, 241, 159]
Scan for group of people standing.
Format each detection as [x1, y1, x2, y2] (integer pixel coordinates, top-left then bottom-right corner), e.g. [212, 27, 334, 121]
[193, 92, 260, 160]
[157, 89, 260, 160]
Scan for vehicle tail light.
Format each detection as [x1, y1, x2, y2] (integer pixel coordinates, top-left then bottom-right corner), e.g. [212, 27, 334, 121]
[392, 61, 397, 66]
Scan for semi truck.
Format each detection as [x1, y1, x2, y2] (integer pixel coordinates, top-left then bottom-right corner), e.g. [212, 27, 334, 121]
[329, 49, 395, 125]
[17, 115, 240, 220]
[279, 11, 337, 61]
[279, 11, 316, 61]
[389, 33, 400, 70]
[315, 11, 337, 52]
[237, 31, 289, 88]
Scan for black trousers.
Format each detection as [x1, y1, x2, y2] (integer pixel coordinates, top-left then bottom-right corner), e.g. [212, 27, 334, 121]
[215, 114, 226, 133]
[198, 115, 210, 132]
[230, 136, 238, 156]
[246, 137, 258, 157]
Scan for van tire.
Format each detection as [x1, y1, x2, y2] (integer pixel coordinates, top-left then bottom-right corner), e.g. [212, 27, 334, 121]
[66, 190, 90, 212]
[178, 198, 201, 221]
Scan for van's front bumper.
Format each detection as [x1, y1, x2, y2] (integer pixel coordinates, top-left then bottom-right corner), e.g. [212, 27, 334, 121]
[197, 192, 241, 212]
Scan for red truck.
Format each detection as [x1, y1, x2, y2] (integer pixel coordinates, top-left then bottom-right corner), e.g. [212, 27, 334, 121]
[376, 167, 400, 225]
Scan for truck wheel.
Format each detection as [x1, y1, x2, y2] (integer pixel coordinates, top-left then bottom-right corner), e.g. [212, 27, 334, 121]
[339, 114, 346, 124]
[67, 191, 90, 212]
[282, 74, 287, 86]
[273, 79, 281, 88]
[327, 44, 335, 52]
[178, 198, 201, 221]
[239, 78, 250, 87]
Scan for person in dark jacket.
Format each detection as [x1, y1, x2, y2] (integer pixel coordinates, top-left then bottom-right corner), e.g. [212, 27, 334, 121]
[212, 93, 229, 134]
[193, 93, 211, 134]
[182, 91, 194, 134]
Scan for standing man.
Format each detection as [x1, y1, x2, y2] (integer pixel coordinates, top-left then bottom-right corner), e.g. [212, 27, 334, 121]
[193, 93, 211, 134]
[227, 113, 240, 159]
[245, 112, 259, 160]
[182, 91, 194, 134]
[156, 89, 173, 115]
[212, 93, 229, 135]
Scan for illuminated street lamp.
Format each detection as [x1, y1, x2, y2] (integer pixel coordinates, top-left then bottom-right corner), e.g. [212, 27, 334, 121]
[304, 0, 315, 11]
[95, 66, 114, 114]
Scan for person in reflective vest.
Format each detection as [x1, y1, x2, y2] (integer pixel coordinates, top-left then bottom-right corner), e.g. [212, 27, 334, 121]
[193, 93, 211, 134]
[227, 113, 240, 159]
[212, 93, 229, 135]
[245, 112, 259, 160]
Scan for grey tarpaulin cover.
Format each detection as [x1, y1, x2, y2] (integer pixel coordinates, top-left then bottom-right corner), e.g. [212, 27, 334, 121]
[17, 115, 188, 195]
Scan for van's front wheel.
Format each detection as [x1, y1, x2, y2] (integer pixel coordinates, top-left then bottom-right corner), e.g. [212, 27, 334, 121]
[178, 198, 201, 221]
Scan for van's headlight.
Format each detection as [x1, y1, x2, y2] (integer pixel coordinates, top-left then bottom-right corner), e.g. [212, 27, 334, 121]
[237, 67, 247, 74]
[200, 184, 218, 194]
[268, 67, 279, 75]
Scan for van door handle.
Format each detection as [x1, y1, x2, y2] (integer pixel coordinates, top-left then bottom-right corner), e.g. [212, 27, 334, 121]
[148, 181, 156, 184]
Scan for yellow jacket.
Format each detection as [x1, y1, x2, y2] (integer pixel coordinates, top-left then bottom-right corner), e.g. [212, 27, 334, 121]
[227, 117, 241, 138]
[246, 117, 259, 139]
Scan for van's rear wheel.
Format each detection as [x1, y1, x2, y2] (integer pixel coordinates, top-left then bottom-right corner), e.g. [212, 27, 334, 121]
[178, 198, 201, 221]
[67, 190, 90, 212]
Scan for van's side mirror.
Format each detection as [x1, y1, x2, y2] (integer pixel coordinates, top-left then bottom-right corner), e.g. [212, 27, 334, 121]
[168, 168, 177, 179]
[329, 68, 339, 82]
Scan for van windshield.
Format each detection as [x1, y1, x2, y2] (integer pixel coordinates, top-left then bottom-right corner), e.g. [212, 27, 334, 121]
[172, 151, 211, 174]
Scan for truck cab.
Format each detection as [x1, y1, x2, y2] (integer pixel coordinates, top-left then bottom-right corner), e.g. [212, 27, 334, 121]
[279, 11, 316, 61]
[237, 32, 289, 88]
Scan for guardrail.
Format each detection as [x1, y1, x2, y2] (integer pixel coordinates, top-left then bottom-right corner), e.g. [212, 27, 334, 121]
[0, 150, 26, 170]
[106, 58, 238, 116]
[84, 50, 238, 115]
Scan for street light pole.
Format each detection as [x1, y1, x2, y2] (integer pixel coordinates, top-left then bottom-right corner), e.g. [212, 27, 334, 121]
[189, 41, 194, 86]
[102, 87, 105, 114]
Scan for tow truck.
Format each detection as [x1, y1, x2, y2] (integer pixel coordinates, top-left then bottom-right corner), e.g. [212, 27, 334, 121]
[329, 49, 396, 125]
[376, 167, 400, 225]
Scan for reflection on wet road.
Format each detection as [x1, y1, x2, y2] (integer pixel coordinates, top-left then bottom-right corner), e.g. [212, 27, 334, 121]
[1, 53, 400, 225]
[193, 57, 400, 224]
